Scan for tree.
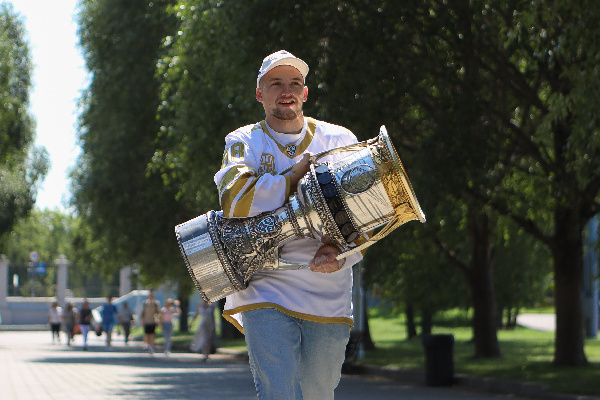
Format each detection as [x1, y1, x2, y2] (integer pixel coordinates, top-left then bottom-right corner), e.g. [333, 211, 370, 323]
[74, 0, 196, 327]
[0, 3, 32, 159]
[494, 218, 552, 328]
[365, 224, 470, 338]
[464, 1, 600, 365]
[3, 209, 74, 263]
[3, 209, 71, 296]
[318, 0, 599, 365]
[0, 3, 49, 241]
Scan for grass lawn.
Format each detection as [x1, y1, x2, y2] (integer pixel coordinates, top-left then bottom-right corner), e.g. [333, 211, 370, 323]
[360, 308, 600, 396]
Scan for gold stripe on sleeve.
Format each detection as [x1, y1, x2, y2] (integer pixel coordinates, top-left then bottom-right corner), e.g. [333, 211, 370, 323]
[219, 167, 257, 217]
[233, 182, 257, 217]
[218, 166, 249, 195]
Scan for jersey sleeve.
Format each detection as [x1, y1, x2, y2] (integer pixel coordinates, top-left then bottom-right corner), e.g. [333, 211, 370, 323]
[214, 132, 291, 218]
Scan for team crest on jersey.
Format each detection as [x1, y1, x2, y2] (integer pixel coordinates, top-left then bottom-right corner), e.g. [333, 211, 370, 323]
[285, 143, 297, 157]
[258, 153, 275, 175]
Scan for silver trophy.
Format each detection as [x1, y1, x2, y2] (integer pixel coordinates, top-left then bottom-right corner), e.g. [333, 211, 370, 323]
[175, 126, 426, 302]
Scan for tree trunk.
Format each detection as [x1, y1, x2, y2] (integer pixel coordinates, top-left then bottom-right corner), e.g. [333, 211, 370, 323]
[362, 295, 376, 350]
[405, 302, 418, 339]
[469, 212, 501, 358]
[421, 308, 433, 336]
[177, 281, 195, 333]
[552, 210, 587, 366]
[179, 296, 189, 333]
[218, 299, 244, 339]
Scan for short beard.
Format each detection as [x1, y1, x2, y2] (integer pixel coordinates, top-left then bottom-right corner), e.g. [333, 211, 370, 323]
[272, 107, 302, 121]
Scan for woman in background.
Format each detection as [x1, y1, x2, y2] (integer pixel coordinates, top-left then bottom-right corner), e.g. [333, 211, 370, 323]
[160, 298, 181, 355]
[190, 300, 217, 362]
[48, 301, 62, 344]
[62, 303, 77, 346]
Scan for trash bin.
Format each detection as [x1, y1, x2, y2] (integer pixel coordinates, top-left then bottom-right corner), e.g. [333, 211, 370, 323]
[422, 334, 454, 386]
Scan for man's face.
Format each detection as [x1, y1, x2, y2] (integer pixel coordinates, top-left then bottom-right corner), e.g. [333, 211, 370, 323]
[256, 65, 308, 122]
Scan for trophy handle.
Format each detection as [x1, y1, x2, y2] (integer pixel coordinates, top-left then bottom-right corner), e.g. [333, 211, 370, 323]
[309, 141, 371, 164]
[279, 141, 371, 176]
[276, 258, 310, 270]
[274, 246, 310, 270]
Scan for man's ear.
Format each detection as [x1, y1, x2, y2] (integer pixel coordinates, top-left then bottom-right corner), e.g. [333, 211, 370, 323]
[303, 86, 308, 102]
[256, 88, 263, 103]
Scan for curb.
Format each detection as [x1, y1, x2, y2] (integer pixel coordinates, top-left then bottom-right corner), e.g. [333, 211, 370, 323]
[0, 324, 47, 331]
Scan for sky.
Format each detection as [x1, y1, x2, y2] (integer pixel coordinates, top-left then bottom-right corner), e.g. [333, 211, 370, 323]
[8, 0, 87, 212]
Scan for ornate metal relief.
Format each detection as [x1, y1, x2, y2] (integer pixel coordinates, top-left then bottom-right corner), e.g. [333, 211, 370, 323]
[216, 212, 284, 283]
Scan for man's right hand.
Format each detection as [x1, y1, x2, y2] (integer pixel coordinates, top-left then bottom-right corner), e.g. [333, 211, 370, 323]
[289, 153, 311, 188]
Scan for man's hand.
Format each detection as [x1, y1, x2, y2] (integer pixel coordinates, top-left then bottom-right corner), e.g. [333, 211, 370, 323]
[289, 153, 311, 188]
[309, 237, 344, 274]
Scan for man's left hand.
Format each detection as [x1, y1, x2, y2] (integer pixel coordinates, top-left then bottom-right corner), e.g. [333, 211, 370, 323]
[309, 243, 342, 274]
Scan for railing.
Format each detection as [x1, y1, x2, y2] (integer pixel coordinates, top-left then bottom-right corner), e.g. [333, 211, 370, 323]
[6, 263, 120, 299]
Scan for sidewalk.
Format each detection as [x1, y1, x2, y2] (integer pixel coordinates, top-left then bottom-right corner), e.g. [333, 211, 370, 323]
[0, 330, 255, 400]
[1, 328, 596, 400]
[516, 313, 556, 332]
[0, 330, 545, 400]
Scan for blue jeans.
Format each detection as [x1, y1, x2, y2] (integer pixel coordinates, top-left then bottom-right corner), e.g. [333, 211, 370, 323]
[242, 308, 350, 400]
[162, 321, 173, 352]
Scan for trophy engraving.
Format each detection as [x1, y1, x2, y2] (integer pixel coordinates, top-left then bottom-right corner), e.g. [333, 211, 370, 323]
[341, 164, 377, 194]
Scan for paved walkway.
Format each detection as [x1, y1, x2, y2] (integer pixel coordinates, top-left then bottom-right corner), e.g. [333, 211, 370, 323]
[516, 313, 556, 332]
[0, 330, 544, 400]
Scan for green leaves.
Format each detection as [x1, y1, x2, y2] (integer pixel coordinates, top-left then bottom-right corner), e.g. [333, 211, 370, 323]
[74, 0, 184, 284]
[0, 4, 48, 243]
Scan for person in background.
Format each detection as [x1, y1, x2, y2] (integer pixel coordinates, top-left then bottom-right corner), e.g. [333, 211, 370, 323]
[62, 302, 78, 347]
[48, 301, 62, 344]
[190, 300, 217, 362]
[140, 291, 161, 354]
[160, 298, 181, 355]
[118, 302, 134, 345]
[78, 299, 93, 350]
[100, 296, 118, 349]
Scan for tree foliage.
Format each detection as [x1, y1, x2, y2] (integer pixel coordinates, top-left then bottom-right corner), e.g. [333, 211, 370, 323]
[462, 1, 600, 365]
[0, 2, 32, 159]
[3, 209, 74, 264]
[0, 3, 49, 243]
[74, 0, 184, 279]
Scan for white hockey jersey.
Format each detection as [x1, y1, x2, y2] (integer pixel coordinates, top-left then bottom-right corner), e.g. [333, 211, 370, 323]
[214, 117, 364, 332]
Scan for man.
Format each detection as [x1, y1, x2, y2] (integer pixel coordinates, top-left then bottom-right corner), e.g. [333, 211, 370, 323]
[215, 50, 364, 400]
[100, 296, 118, 349]
[79, 299, 93, 350]
[140, 291, 160, 354]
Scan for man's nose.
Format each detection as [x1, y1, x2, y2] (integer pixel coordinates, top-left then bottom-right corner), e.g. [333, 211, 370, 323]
[280, 84, 295, 95]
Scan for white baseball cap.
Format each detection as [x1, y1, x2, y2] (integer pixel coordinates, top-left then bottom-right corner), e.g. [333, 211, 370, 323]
[257, 50, 309, 88]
